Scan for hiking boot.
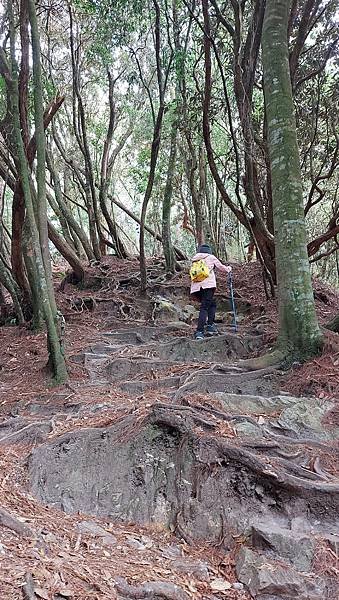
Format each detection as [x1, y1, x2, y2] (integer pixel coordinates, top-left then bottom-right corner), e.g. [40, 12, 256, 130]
[194, 330, 204, 340]
[206, 323, 218, 336]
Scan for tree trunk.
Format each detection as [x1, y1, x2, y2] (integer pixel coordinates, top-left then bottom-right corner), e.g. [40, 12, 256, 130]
[139, 105, 164, 292]
[139, 0, 166, 293]
[99, 70, 129, 258]
[68, 5, 101, 261]
[185, 151, 204, 246]
[47, 220, 84, 282]
[21, 219, 43, 327]
[162, 115, 177, 273]
[262, 0, 322, 358]
[201, 0, 246, 233]
[28, 0, 56, 311]
[46, 152, 95, 263]
[7, 0, 67, 381]
[0, 254, 24, 323]
[11, 1, 30, 296]
[48, 191, 75, 252]
[110, 193, 186, 261]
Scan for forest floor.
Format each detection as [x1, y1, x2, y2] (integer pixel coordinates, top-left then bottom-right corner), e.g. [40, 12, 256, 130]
[0, 258, 338, 600]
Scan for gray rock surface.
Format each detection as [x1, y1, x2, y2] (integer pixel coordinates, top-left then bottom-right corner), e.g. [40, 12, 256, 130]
[171, 557, 210, 581]
[277, 399, 337, 440]
[323, 533, 339, 556]
[251, 522, 315, 572]
[153, 334, 262, 362]
[236, 547, 324, 599]
[76, 520, 117, 546]
[28, 411, 339, 550]
[23, 318, 339, 600]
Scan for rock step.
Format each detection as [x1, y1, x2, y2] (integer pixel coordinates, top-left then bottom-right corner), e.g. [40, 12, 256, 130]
[146, 333, 263, 362]
[104, 357, 188, 381]
[175, 367, 280, 399]
[119, 375, 181, 395]
[103, 323, 190, 344]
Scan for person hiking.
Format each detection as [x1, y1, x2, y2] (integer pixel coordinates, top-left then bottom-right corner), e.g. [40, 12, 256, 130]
[190, 244, 232, 340]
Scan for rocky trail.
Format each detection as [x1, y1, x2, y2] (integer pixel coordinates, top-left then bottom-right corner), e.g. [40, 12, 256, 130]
[0, 265, 338, 600]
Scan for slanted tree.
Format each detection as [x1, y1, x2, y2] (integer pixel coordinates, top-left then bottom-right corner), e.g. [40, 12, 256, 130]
[262, 0, 323, 360]
[3, 0, 68, 381]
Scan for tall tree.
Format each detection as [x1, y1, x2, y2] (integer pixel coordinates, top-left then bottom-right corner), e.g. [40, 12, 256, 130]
[162, 113, 178, 273]
[139, 0, 171, 292]
[262, 0, 323, 359]
[2, 0, 68, 381]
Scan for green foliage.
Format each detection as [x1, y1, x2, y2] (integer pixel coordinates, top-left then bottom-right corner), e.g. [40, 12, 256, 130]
[73, 0, 146, 59]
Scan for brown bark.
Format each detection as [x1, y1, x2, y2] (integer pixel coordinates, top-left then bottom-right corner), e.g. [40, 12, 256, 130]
[307, 223, 339, 258]
[69, 5, 101, 260]
[47, 221, 84, 281]
[139, 0, 168, 293]
[99, 70, 130, 258]
[11, 96, 65, 294]
[289, 0, 320, 82]
[201, 0, 245, 228]
[11, 1, 30, 293]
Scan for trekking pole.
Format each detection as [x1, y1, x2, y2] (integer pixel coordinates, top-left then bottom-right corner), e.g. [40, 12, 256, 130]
[228, 272, 238, 332]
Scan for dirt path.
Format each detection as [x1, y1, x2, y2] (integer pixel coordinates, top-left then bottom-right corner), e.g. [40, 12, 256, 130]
[0, 318, 338, 599]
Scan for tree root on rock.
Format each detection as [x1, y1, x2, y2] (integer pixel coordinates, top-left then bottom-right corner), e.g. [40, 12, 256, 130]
[0, 507, 35, 538]
[0, 420, 53, 445]
[28, 403, 339, 546]
[22, 573, 37, 600]
[149, 406, 339, 496]
[238, 348, 287, 370]
[114, 577, 189, 599]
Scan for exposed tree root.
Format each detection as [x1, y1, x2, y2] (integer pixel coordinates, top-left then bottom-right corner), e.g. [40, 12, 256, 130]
[0, 507, 34, 538]
[0, 421, 52, 445]
[238, 348, 287, 370]
[29, 400, 339, 546]
[22, 573, 37, 600]
[149, 406, 339, 496]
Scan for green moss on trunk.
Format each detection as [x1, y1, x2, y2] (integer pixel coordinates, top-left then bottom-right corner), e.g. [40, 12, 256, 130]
[262, 0, 323, 360]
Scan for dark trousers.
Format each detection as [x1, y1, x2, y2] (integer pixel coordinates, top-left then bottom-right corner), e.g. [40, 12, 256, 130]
[193, 287, 216, 332]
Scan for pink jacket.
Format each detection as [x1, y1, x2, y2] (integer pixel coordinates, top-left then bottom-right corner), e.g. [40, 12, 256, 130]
[190, 252, 232, 294]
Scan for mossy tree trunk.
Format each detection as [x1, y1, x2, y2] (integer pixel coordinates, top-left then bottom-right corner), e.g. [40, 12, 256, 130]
[28, 0, 55, 307]
[262, 0, 322, 359]
[3, 0, 68, 381]
[27, 0, 67, 380]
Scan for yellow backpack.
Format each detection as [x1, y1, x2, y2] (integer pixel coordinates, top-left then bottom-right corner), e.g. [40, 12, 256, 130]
[189, 259, 210, 283]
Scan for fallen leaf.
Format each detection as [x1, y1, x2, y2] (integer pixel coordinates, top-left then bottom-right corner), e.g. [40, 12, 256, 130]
[34, 588, 49, 600]
[186, 581, 197, 593]
[58, 589, 73, 598]
[102, 569, 112, 580]
[210, 578, 232, 591]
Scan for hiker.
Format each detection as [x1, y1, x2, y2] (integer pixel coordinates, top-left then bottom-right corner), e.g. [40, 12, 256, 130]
[190, 244, 232, 340]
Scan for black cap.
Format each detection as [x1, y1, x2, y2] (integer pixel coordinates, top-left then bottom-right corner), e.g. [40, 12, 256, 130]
[197, 244, 212, 254]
